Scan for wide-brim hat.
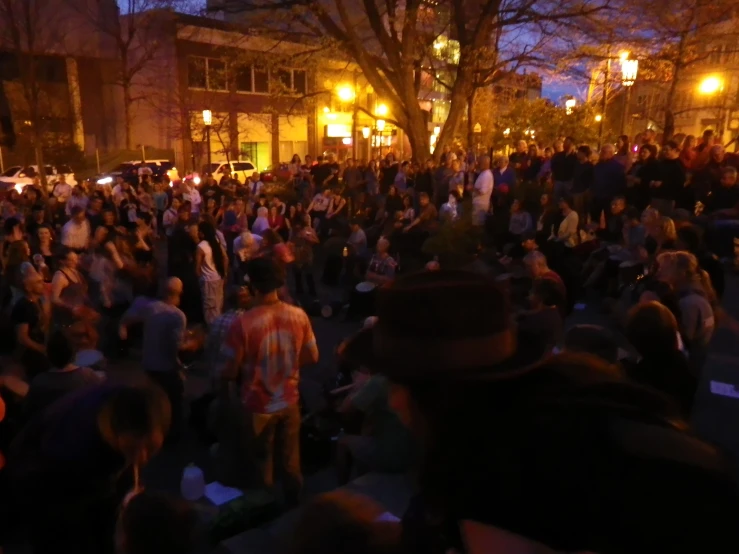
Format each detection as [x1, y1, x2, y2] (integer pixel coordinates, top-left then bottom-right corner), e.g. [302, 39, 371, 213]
[340, 269, 549, 381]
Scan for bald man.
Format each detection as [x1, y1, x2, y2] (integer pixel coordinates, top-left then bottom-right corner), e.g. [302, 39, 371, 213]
[119, 276, 199, 442]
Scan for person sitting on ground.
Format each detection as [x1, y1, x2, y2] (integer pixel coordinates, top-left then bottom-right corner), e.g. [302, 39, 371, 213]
[563, 324, 619, 365]
[624, 301, 696, 417]
[439, 190, 461, 222]
[676, 224, 724, 299]
[516, 277, 565, 352]
[116, 490, 200, 554]
[554, 195, 579, 248]
[524, 251, 566, 313]
[597, 196, 627, 243]
[508, 199, 533, 239]
[24, 329, 104, 418]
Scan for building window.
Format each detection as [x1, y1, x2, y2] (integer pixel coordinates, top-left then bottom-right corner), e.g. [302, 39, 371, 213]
[272, 69, 307, 95]
[208, 59, 228, 91]
[254, 68, 269, 93]
[241, 141, 270, 168]
[276, 69, 292, 90]
[188, 56, 228, 91]
[294, 70, 307, 95]
[188, 57, 207, 89]
[235, 65, 253, 93]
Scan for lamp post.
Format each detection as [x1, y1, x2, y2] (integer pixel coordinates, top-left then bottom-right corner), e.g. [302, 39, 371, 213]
[620, 53, 638, 136]
[565, 97, 576, 115]
[202, 109, 212, 174]
[376, 119, 386, 158]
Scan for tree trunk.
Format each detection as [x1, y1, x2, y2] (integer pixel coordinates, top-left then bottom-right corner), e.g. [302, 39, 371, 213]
[467, 89, 477, 149]
[663, 35, 686, 145]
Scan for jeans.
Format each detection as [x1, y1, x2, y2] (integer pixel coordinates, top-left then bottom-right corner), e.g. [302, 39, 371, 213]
[244, 404, 303, 506]
[200, 278, 224, 326]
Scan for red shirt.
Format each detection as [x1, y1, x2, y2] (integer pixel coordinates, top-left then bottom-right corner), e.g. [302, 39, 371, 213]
[223, 302, 317, 413]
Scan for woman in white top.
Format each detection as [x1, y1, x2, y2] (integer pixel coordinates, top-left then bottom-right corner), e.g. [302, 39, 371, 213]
[196, 220, 227, 325]
[555, 196, 579, 248]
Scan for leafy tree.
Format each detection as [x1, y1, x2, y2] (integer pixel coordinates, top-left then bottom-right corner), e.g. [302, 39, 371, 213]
[214, 0, 612, 162]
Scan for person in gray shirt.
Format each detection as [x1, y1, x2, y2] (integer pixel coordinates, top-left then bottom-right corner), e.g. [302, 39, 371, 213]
[119, 277, 200, 442]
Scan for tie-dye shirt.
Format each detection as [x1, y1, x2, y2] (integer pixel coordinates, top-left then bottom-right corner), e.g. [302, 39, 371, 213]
[223, 302, 318, 413]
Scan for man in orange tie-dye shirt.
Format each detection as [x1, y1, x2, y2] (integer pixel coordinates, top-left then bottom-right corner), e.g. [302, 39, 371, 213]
[222, 257, 318, 506]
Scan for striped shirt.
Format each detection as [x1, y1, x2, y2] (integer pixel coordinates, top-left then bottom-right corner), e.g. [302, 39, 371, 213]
[223, 302, 318, 413]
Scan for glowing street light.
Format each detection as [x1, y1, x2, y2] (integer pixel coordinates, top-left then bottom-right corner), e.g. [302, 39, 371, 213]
[362, 126, 371, 139]
[337, 85, 355, 102]
[202, 109, 212, 171]
[621, 58, 638, 87]
[503, 128, 511, 137]
[376, 119, 386, 132]
[595, 114, 603, 122]
[699, 76, 723, 95]
[565, 98, 576, 115]
[202, 109, 212, 126]
[433, 125, 441, 136]
[376, 103, 388, 116]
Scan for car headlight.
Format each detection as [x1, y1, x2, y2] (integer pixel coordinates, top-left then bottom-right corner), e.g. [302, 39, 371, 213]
[97, 177, 113, 185]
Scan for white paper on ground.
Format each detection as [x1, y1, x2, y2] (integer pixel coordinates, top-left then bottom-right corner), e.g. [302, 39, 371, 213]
[376, 512, 400, 522]
[204, 482, 243, 506]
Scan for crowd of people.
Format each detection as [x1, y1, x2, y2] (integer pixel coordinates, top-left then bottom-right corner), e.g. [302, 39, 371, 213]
[0, 125, 737, 554]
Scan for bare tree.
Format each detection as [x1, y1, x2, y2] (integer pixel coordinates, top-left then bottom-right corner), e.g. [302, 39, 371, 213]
[214, 0, 612, 162]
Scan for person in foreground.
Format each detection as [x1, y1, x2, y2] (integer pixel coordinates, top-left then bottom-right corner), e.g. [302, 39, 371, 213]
[7, 384, 170, 554]
[221, 257, 319, 507]
[339, 269, 739, 554]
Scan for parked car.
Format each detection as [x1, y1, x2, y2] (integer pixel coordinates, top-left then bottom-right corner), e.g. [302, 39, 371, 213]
[204, 160, 258, 184]
[0, 164, 77, 193]
[96, 159, 179, 185]
[260, 163, 292, 183]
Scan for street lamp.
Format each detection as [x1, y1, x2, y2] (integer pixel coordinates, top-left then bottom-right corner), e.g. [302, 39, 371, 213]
[376, 103, 388, 116]
[376, 119, 386, 132]
[565, 98, 576, 115]
[620, 55, 638, 135]
[362, 126, 371, 139]
[202, 109, 212, 173]
[595, 114, 603, 122]
[698, 75, 727, 139]
[337, 85, 355, 102]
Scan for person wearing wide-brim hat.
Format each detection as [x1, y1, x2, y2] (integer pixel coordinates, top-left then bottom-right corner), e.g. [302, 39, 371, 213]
[339, 269, 739, 554]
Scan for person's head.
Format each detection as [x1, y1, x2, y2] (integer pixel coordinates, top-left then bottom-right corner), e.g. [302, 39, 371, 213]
[540, 193, 551, 208]
[71, 206, 86, 223]
[245, 257, 284, 296]
[269, 205, 278, 218]
[402, 195, 412, 208]
[543, 146, 553, 158]
[563, 136, 575, 151]
[162, 277, 183, 306]
[564, 324, 619, 364]
[256, 205, 269, 219]
[36, 225, 52, 245]
[170, 197, 182, 212]
[702, 129, 714, 143]
[553, 139, 564, 153]
[524, 250, 549, 278]
[495, 155, 509, 169]
[418, 192, 430, 207]
[576, 145, 591, 162]
[59, 248, 79, 269]
[7, 239, 31, 266]
[626, 301, 680, 361]
[641, 206, 660, 229]
[600, 143, 615, 160]
[720, 166, 738, 187]
[658, 216, 677, 242]
[251, 171, 260, 181]
[186, 221, 199, 243]
[656, 250, 701, 289]
[451, 158, 461, 172]
[639, 144, 656, 162]
[448, 190, 460, 205]
[643, 128, 656, 144]
[521, 231, 537, 254]
[663, 140, 681, 160]
[683, 135, 696, 149]
[47, 329, 75, 369]
[676, 224, 702, 253]
[611, 196, 626, 215]
[711, 144, 725, 163]
[558, 195, 573, 213]
[388, 185, 398, 196]
[478, 155, 491, 171]
[90, 196, 103, 212]
[617, 135, 629, 151]
[510, 198, 521, 213]
[117, 491, 198, 554]
[224, 284, 251, 312]
[376, 236, 390, 255]
[4, 217, 22, 240]
[32, 205, 45, 222]
[350, 219, 361, 233]
[103, 208, 117, 226]
[291, 154, 301, 164]
[528, 143, 539, 157]
[516, 140, 527, 153]
[206, 197, 216, 210]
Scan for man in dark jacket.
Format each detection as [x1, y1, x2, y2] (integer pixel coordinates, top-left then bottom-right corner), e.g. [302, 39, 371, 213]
[591, 144, 626, 223]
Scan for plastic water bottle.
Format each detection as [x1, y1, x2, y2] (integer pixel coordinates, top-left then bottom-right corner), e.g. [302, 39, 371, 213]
[180, 463, 205, 501]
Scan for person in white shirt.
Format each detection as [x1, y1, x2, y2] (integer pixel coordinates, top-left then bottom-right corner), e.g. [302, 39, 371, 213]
[195, 220, 227, 325]
[555, 196, 579, 248]
[112, 177, 132, 206]
[61, 207, 91, 252]
[65, 186, 89, 217]
[472, 155, 494, 226]
[52, 180, 72, 204]
[183, 180, 201, 214]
